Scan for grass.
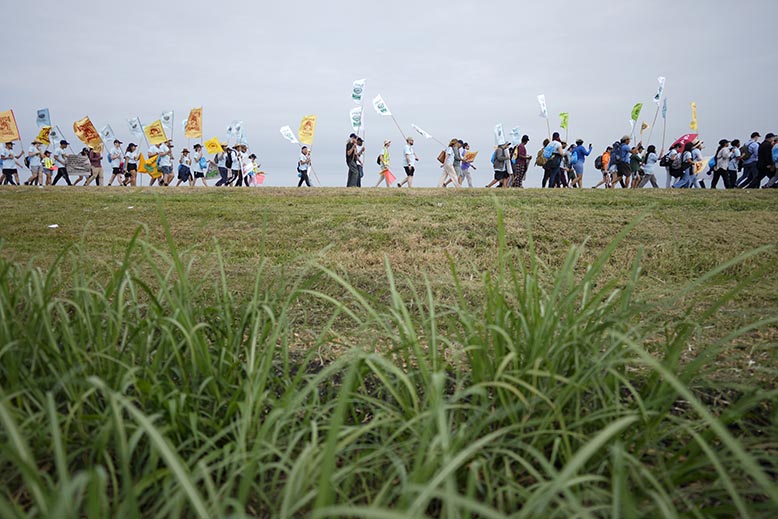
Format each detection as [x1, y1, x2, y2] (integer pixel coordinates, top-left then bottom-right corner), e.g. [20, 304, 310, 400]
[0, 186, 777, 517]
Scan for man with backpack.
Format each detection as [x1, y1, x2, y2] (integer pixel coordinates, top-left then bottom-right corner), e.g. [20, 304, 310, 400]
[609, 136, 632, 188]
[542, 132, 564, 188]
[736, 132, 761, 188]
[592, 146, 613, 189]
[748, 133, 776, 188]
[485, 142, 511, 188]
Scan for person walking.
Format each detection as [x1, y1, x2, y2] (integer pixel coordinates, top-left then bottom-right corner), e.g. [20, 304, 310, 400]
[52, 140, 72, 186]
[638, 145, 660, 188]
[191, 143, 208, 187]
[543, 133, 564, 188]
[297, 146, 312, 187]
[123, 143, 139, 186]
[568, 139, 592, 188]
[438, 139, 461, 188]
[85, 146, 104, 186]
[157, 140, 174, 186]
[106, 139, 124, 186]
[672, 142, 696, 188]
[41, 149, 54, 186]
[725, 139, 741, 189]
[1, 142, 24, 185]
[736, 132, 761, 188]
[375, 140, 393, 187]
[175, 148, 192, 186]
[346, 133, 360, 187]
[510, 135, 530, 188]
[749, 133, 776, 188]
[592, 146, 613, 189]
[711, 139, 731, 189]
[486, 142, 511, 188]
[398, 136, 418, 188]
[355, 137, 365, 187]
[213, 144, 229, 186]
[460, 142, 476, 187]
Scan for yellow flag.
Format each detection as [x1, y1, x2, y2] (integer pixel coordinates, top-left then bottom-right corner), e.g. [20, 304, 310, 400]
[36, 126, 52, 146]
[690, 102, 698, 131]
[204, 137, 223, 155]
[143, 119, 168, 145]
[298, 115, 317, 145]
[73, 116, 103, 149]
[0, 110, 21, 142]
[138, 153, 161, 178]
[185, 107, 203, 139]
[641, 121, 649, 132]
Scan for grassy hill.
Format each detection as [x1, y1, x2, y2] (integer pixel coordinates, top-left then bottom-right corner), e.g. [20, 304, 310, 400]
[0, 186, 776, 518]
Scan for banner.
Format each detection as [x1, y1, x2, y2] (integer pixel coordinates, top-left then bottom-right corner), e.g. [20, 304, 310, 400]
[350, 107, 363, 132]
[36, 126, 52, 146]
[559, 112, 569, 130]
[160, 111, 174, 133]
[204, 137, 223, 154]
[49, 125, 64, 145]
[690, 102, 698, 131]
[372, 95, 391, 116]
[509, 127, 521, 146]
[631, 103, 643, 122]
[73, 116, 103, 149]
[662, 98, 668, 120]
[138, 153, 161, 178]
[185, 107, 203, 139]
[298, 115, 317, 145]
[0, 110, 21, 142]
[352, 78, 366, 103]
[464, 151, 479, 163]
[641, 121, 649, 133]
[494, 123, 506, 146]
[227, 120, 243, 138]
[653, 76, 666, 104]
[99, 124, 116, 144]
[280, 126, 299, 144]
[537, 94, 548, 119]
[36, 108, 51, 128]
[143, 119, 168, 145]
[411, 124, 433, 140]
[128, 117, 143, 137]
[66, 154, 91, 177]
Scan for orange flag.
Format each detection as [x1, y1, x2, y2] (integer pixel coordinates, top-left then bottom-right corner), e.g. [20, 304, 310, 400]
[73, 116, 103, 149]
[185, 107, 203, 139]
[0, 110, 21, 142]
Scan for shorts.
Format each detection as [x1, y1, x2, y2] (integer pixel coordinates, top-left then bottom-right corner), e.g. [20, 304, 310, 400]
[404, 165, 415, 176]
[194, 171, 204, 178]
[43, 169, 53, 176]
[494, 170, 509, 181]
[178, 166, 191, 181]
[127, 163, 138, 172]
[572, 163, 584, 177]
[159, 166, 172, 174]
[30, 166, 41, 174]
[3, 168, 16, 177]
[617, 163, 631, 178]
[112, 167, 122, 175]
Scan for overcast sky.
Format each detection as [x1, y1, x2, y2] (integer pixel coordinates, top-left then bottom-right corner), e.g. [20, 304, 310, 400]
[2, 0, 775, 187]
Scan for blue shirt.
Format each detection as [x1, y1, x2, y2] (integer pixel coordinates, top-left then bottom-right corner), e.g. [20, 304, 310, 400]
[772, 145, 778, 164]
[572, 145, 591, 163]
[743, 140, 759, 165]
[616, 143, 631, 164]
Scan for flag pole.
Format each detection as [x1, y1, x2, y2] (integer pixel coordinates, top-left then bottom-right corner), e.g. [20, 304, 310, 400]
[546, 118, 551, 140]
[390, 115, 407, 141]
[647, 103, 660, 145]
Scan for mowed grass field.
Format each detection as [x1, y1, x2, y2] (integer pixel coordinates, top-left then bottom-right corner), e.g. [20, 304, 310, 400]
[0, 186, 777, 518]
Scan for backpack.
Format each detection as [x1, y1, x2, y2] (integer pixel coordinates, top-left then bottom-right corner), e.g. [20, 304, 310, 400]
[708, 156, 717, 170]
[437, 149, 447, 164]
[740, 144, 751, 162]
[225, 152, 233, 169]
[535, 149, 547, 167]
[611, 142, 624, 163]
[570, 151, 579, 165]
[594, 155, 604, 170]
[490, 150, 497, 165]
[659, 153, 672, 167]
[542, 143, 555, 160]
[24, 156, 30, 168]
[671, 152, 683, 171]
[376, 154, 382, 166]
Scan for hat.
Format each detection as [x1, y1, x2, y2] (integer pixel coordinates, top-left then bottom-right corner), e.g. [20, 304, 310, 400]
[60, 140, 69, 145]
[248, 153, 256, 159]
[182, 148, 189, 153]
[576, 139, 583, 145]
[691, 139, 703, 148]
[128, 142, 136, 148]
[621, 135, 631, 142]
[193, 143, 202, 149]
[384, 140, 391, 145]
[32, 139, 42, 145]
[765, 133, 776, 140]
[113, 139, 122, 144]
[43, 149, 51, 154]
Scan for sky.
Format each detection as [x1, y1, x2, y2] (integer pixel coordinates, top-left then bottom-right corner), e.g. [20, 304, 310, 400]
[1, 0, 775, 187]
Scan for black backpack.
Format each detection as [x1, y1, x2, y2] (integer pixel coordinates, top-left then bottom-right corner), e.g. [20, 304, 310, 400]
[611, 142, 624, 163]
[24, 156, 30, 168]
[225, 152, 233, 169]
[594, 155, 603, 170]
[376, 154, 382, 165]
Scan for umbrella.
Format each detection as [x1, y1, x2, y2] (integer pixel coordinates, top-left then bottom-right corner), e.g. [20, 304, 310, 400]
[671, 133, 698, 150]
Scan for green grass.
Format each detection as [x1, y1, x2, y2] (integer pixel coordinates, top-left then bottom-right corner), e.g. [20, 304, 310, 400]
[0, 187, 777, 518]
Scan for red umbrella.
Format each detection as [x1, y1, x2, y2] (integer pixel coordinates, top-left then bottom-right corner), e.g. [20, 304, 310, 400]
[671, 133, 698, 150]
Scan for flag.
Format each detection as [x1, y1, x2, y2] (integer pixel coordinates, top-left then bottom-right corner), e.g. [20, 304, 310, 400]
[352, 78, 366, 104]
[509, 127, 521, 146]
[559, 112, 569, 130]
[653, 76, 666, 104]
[36, 126, 52, 146]
[631, 103, 643, 122]
[537, 94, 548, 119]
[494, 123, 506, 146]
[204, 137, 223, 154]
[298, 115, 317, 146]
[382, 169, 397, 184]
[350, 107, 363, 132]
[49, 125, 64, 145]
[662, 98, 668, 120]
[138, 153, 161, 178]
[72, 116, 103, 149]
[128, 117, 143, 137]
[36, 108, 51, 128]
[641, 121, 649, 133]
[372, 95, 391, 116]
[227, 120, 243, 138]
[411, 124, 433, 140]
[0, 110, 21, 142]
[690, 102, 698, 131]
[280, 126, 299, 144]
[629, 120, 635, 133]
[99, 124, 116, 144]
[160, 111, 174, 133]
[237, 128, 248, 146]
[185, 107, 203, 139]
[143, 119, 168, 145]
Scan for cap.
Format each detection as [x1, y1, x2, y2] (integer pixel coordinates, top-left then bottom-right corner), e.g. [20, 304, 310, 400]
[384, 140, 391, 146]
[113, 139, 122, 144]
[765, 133, 776, 139]
[621, 135, 630, 142]
[60, 140, 69, 145]
[182, 148, 189, 153]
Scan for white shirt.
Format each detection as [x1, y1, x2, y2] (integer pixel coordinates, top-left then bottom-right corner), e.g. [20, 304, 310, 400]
[109, 146, 122, 168]
[216, 152, 226, 168]
[158, 144, 171, 167]
[727, 147, 741, 171]
[148, 145, 160, 161]
[125, 150, 139, 164]
[54, 147, 68, 166]
[445, 146, 455, 166]
[404, 144, 416, 167]
[180, 154, 191, 167]
[230, 150, 240, 170]
[1, 149, 17, 169]
[192, 151, 203, 172]
[28, 145, 42, 167]
[298, 153, 309, 171]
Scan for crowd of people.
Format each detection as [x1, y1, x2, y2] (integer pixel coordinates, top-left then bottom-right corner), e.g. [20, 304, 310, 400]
[2, 130, 777, 189]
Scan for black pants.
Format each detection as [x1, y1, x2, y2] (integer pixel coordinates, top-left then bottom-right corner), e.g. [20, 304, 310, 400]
[711, 168, 728, 189]
[298, 170, 311, 187]
[2, 170, 16, 185]
[52, 167, 71, 185]
[727, 170, 737, 189]
[748, 165, 771, 188]
[346, 162, 360, 187]
[215, 167, 229, 186]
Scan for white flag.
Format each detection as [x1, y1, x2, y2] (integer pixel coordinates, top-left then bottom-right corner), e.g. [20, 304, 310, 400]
[509, 127, 521, 146]
[537, 95, 548, 119]
[49, 125, 64, 144]
[227, 120, 243, 138]
[352, 78, 366, 104]
[280, 126, 299, 144]
[350, 107, 363, 132]
[372, 95, 391, 116]
[127, 117, 143, 137]
[411, 124, 433, 140]
[653, 76, 666, 104]
[494, 124, 506, 146]
[160, 111, 174, 131]
[99, 124, 116, 144]
[237, 128, 248, 146]
[629, 119, 635, 132]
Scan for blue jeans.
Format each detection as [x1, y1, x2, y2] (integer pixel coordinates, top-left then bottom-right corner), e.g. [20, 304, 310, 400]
[737, 163, 758, 188]
[215, 167, 229, 186]
[673, 168, 692, 188]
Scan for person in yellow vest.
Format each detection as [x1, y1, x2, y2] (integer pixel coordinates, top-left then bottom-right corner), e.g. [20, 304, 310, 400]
[375, 140, 392, 187]
[41, 149, 55, 187]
